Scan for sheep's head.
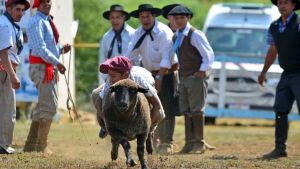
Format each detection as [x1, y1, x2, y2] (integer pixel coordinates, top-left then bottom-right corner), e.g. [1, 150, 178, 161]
[110, 79, 148, 115]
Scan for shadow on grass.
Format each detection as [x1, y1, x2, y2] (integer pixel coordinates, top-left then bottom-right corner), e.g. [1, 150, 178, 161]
[98, 161, 121, 169]
[216, 122, 275, 127]
[210, 155, 239, 160]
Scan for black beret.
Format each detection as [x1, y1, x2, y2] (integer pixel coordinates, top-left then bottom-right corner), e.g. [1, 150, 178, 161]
[168, 5, 193, 18]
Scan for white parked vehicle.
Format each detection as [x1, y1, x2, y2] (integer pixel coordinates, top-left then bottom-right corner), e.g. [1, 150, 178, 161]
[203, 3, 299, 121]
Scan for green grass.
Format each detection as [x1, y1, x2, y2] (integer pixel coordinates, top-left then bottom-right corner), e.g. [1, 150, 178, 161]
[2, 116, 300, 169]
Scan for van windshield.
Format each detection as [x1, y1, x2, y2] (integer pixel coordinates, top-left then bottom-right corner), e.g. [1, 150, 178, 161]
[206, 27, 268, 57]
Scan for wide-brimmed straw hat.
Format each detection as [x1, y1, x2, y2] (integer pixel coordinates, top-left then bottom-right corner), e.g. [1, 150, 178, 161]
[103, 4, 130, 21]
[271, 0, 300, 10]
[130, 4, 162, 18]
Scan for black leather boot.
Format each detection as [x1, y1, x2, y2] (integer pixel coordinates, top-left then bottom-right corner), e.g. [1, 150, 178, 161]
[263, 113, 288, 159]
[179, 115, 195, 154]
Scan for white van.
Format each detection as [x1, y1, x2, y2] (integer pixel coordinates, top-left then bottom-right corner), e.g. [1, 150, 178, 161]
[202, 3, 297, 121]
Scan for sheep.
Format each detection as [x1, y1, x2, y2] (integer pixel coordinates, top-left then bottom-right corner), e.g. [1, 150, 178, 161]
[102, 78, 153, 169]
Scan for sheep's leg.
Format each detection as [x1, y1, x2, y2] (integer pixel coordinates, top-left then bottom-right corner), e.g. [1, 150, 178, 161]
[137, 134, 148, 169]
[111, 138, 119, 161]
[120, 139, 137, 167]
[146, 132, 153, 154]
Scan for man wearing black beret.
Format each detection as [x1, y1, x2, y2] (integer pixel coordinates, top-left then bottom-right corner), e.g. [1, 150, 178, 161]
[169, 5, 215, 154]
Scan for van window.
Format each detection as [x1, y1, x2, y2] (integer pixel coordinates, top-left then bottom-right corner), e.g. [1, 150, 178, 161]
[206, 27, 268, 57]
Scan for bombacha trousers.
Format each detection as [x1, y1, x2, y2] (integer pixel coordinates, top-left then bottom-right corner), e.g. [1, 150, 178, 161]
[0, 71, 16, 150]
[29, 64, 58, 120]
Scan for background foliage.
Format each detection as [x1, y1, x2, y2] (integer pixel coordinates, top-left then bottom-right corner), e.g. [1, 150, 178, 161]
[74, 0, 271, 110]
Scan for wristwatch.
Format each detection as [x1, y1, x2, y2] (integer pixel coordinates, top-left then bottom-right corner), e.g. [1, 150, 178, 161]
[155, 75, 163, 81]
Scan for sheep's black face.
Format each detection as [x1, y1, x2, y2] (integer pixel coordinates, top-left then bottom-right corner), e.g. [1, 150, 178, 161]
[110, 79, 149, 115]
[110, 86, 139, 113]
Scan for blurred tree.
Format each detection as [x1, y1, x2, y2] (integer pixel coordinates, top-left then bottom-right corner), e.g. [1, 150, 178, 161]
[74, 0, 105, 106]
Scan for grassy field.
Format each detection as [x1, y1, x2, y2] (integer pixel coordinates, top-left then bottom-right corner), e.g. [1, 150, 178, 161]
[1, 114, 300, 169]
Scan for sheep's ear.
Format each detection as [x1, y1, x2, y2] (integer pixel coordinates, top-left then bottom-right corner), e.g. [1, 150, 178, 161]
[137, 87, 149, 93]
[110, 86, 115, 93]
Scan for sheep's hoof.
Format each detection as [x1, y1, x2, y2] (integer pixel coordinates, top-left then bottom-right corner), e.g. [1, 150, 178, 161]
[111, 150, 118, 161]
[146, 143, 153, 155]
[146, 135, 153, 154]
[126, 159, 137, 167]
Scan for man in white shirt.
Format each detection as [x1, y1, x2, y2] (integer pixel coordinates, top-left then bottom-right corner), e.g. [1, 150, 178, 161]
[96, 56, 165, 140]
[169, 5, 215, 154]
[92, 4, 135, 138]
[0, 0, 30, 154]
[125, 4, 179, 154]
[99, 4, 135, 84]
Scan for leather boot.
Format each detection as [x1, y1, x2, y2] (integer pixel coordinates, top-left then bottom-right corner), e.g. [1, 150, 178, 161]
[154, 119, 165, 153]
[24, 121, 39, 152]
[263, 113, 288, 159]
[179, 115, 195, 154]
[157, 117, 175, 155]
[189, 113, 205, 154]
[36, 119, 53, 154]
[152, 128, 160, 150]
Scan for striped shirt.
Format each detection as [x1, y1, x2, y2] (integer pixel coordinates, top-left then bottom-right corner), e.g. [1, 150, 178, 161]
[27, 11, 61, 66]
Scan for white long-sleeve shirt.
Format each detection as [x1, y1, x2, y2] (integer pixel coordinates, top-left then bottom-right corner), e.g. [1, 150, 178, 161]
[99, 24, 135, 84]
[0, 15, 21, 65]
[99, 66, 156, 99]
[174, 23, 214, 71]
[125, 20, 177, 71]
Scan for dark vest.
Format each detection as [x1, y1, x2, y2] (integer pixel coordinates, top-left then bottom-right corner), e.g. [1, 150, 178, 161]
[270, 14, 300, 71]
[173, 28, 203, 77]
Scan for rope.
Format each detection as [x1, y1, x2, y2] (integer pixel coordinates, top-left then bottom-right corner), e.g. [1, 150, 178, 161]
[61, 49, 93, 147]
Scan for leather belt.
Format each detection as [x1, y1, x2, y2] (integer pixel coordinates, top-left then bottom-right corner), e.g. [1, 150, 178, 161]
[151, 64, 178, 76]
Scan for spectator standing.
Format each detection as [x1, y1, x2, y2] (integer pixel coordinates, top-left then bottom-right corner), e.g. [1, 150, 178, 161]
[258, 0, 300, 159]
[169, 5, 215, 154]
[92, 4, 135, 138]
[23, 0, 71, 154]
[0, 0, 30, 154]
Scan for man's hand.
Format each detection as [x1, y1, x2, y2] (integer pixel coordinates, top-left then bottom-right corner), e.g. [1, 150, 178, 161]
[9, 74, 20, 89]
[57, 63, 66, 74]
[193, 71, 207, 79]
[155, 79, 162, 93]
[258, 73, 266, 87]
[0, 49, 20, 89]
[61, 44, 71, 54]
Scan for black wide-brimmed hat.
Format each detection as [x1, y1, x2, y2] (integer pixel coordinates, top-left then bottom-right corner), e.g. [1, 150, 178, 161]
[130, 4, 162, 18]
[271, 0, 300, 10]
[168, 5, 193, 18]
[103, 4, 130, 21]
[161, 4, 180, 19]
